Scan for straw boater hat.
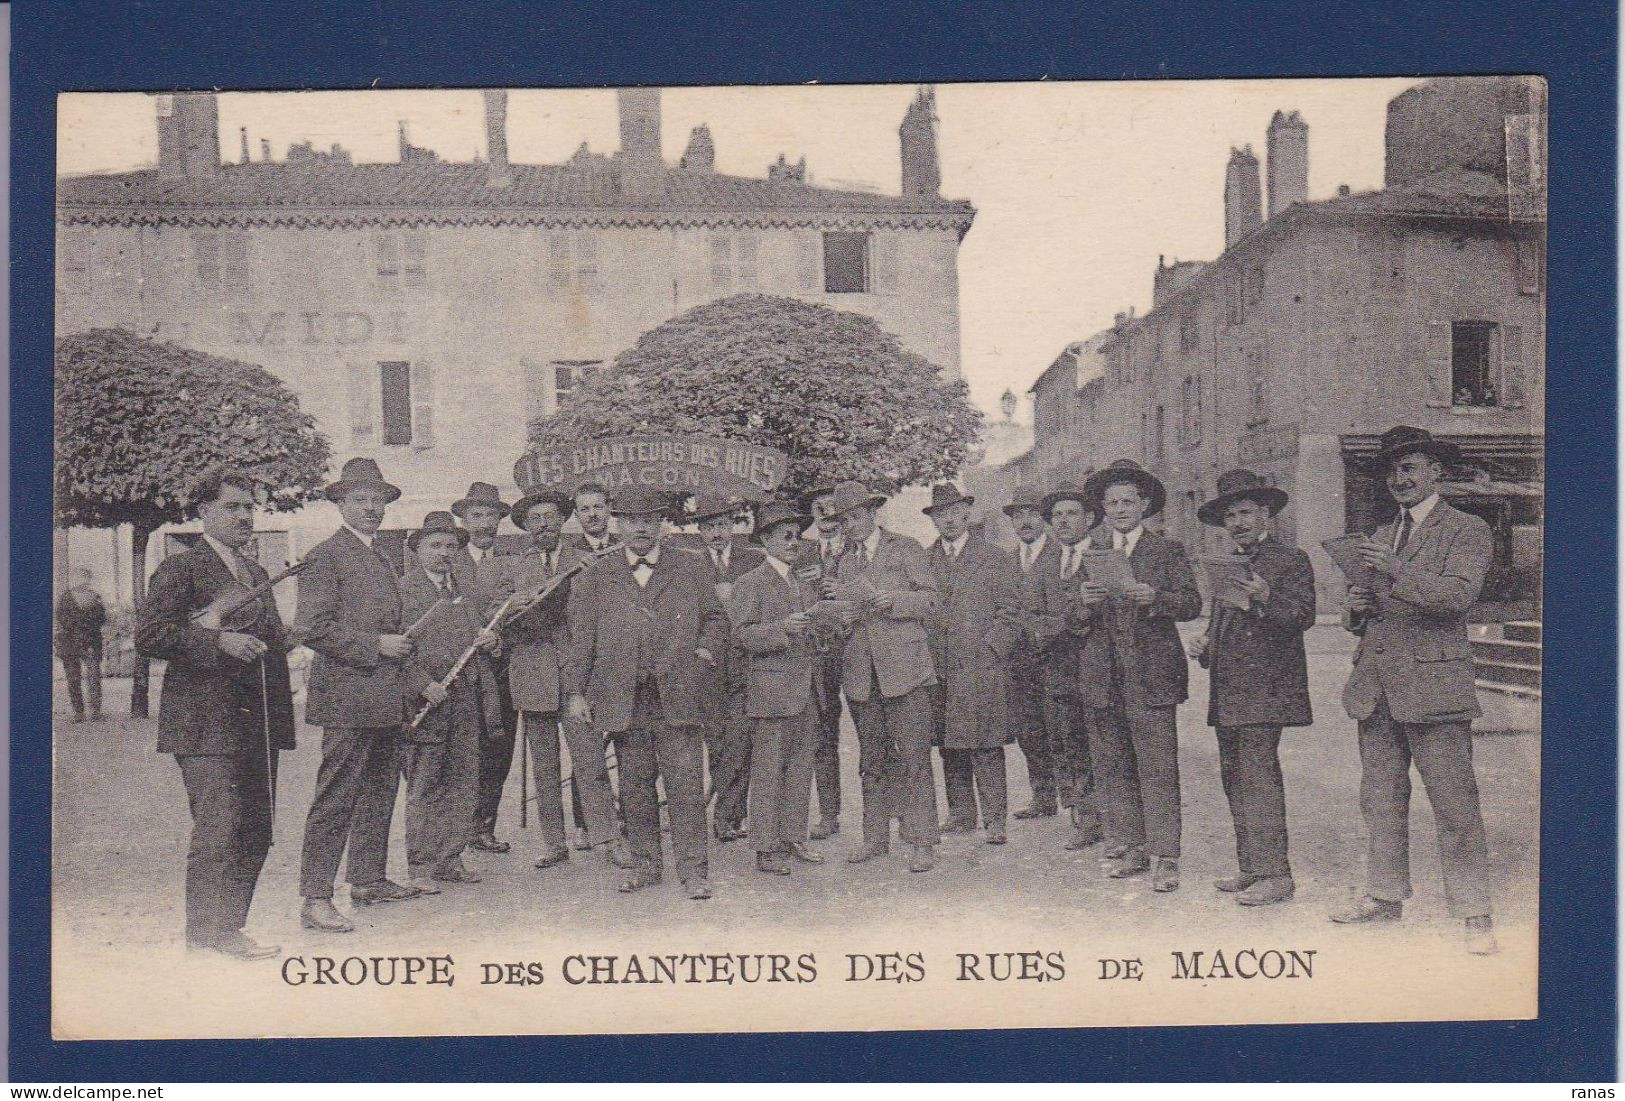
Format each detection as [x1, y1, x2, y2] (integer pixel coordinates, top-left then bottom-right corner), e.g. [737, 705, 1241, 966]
[611, 485, 673, 518]
[1197, 469, 1289, 527]
[1002, 485, 1046, 518]
[825, 479, 889, 517]
[511, 488, 574, 529]
[407, 510, 471, 550]
[921, 483, 974, 516]
[689, 493, 740, 524]
[1360, 425, 1463, 477]
[1082, 459, 1167, 519]
[1039, 480, 1092, 521]
[752, 501, 809, 543]
[451, 481, 512, 520]
[324, 457, 401, 503]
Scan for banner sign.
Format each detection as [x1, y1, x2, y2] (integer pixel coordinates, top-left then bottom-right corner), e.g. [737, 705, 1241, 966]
[514, 434, 789, 500]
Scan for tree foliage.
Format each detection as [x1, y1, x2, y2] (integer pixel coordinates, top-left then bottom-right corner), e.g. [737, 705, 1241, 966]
[55, 328, 333, 529]
[531, 294, 983, 499]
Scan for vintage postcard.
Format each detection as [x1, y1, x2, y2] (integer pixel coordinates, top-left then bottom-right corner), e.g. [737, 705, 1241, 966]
[50, 76, 1543, 1040]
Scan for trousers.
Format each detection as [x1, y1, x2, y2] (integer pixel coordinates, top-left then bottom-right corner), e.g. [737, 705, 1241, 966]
[299, 726, 399, 898]
[176, 750, 277, 945]
[1043, 691, 1100, 823]
[747, 706, 818, 853]
[1087, 703, 1182, 859]
[474, 672, 517, 832]
[613, 684, 709, 882]
[1216, 724, 1290, 879]
[941, 746, 1009, 828]
[811, 653, 845, 823]
[1009, 668, 1053, 807]
[850, 677, 938, 848]
[403, 694, 482, 874]
[62, 647, 103, 717]
[706, 692, 753, 830]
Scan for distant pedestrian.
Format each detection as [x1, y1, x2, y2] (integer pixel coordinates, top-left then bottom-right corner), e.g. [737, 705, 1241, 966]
[56, 567, 106, 723]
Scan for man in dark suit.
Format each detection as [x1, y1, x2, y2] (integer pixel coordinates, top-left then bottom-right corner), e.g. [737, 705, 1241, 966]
[1073, 459, 1202, 891]
[568, 481, 616, 553]
[799, 483, 847, 840]
[693, 494, 764, 842]
[828, 480, 942, 873]
[729, 501, 828, 876]
[56, 566, 107, 723]
[1002, 486, 1057, 820]
[1187, 470, 1315, 907]
[924, 485, 1023, 845]
[1332, 426, 1499, 956]
[451, 480, 518, 855]
[563, 486, 729, 899]
[136, 468, 295, 960]
[294, 457, 422, 932]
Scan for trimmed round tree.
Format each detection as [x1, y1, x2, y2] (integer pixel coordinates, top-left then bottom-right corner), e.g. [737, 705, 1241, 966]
[532, 294, 984, 499]
[55, 328, 332, 716]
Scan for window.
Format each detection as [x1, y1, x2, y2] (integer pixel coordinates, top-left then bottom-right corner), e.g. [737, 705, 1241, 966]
[548, 233, 601, 293]
[193, 230, 251, 292]
[59, 232, 90, 292]
[1225, 272, 1242, 326]
[1245, 346, 1268, 425]
[1515, 240, 1542, 296]
[523, 359, 549, 423]
[376, 234, 426, 291]
[1180, 312, 1200, 352]
[823, 231, 870, 293]
[1451, 321, 1499, 407]
[553, 360, 602, 408]
[1369, 233, 1403, 290]
[350, 361, 434, 448]
[710, 233, 759, 291]
[1180, 376, 1204, 449]
[795, 233, 820, 291]
[379, 361, 413, 445]
[1245, 265, 1265, 306]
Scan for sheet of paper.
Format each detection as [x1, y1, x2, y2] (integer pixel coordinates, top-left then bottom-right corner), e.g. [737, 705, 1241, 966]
[1080, 548, 1135, 596]
[1321, 533, 1389, 590]
[1202, 554, 1253, 611]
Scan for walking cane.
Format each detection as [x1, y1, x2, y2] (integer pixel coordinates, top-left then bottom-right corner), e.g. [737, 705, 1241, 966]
[518, 710, 528, 829]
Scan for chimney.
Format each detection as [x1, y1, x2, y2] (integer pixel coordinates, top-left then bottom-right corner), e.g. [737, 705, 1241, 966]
[259, 138, 272, 162]
[1267, 110, 1308, 217]
[680, 124, 714, 171]
[239, 127, 250, 165]
[899, 85, 941, 199]
[155, 92, 221, 178]
[617, 87, 665, 200]
[483, 89, 511, 188]
[1224, 144, 1262, 248]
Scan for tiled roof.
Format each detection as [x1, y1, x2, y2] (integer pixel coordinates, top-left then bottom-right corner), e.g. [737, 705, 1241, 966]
[57, 161, 977, 235]
[1305, 168, 1545, 222]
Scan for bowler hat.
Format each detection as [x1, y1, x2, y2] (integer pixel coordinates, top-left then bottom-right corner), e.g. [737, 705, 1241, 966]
[451, 481, 511, 520]
[826, 479, 889, 517]
[1361, 425, 1462, 476]
[1040, 480, 1093, 520]
[612, 485, 673, 518]
[1198, 469, 1289, 526]
[511, 489, 574, 529]
[922, 483, 975, 516]
[324, 457, 401, 503]
[753, 501, 809, 542]
[1002, 485, 1046, 518]
[1082, 459, 1166, 519]
[689, 493, 740, 524]
[407, 510, 471, 550]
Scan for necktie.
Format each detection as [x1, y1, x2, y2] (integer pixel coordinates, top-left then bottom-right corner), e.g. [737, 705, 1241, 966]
[1394, 509, 1414, 554]
[227, 548, 251, 584]
[712, 548, 725, 574]
[1113, 531, 1126, 552]
[1062, 546, 1077, 579]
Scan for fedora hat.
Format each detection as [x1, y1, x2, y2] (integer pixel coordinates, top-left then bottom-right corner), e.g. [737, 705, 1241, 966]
[798, 481, 839, 511]
[1040, 480, 1093, 520]
[511, 488, 574, 529]
[451, 481, 511, 520]
[689, 493, 740, 524]
[826, 479, 889, 517]
[407, 510, 470, 550]
[753, 500, 809, 542]
[1198, 469, 1289, 526]
[921, 483, 974, 516]
[1362, 425, 1463, 476]
[1082, 459, 1167, 518]
[1002, 485, 1046, 518]
[324, 457, 401, 503]
[612, 485, 673, 518]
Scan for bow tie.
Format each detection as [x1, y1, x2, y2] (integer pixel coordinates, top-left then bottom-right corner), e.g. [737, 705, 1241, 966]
[632, 557, 656, 570]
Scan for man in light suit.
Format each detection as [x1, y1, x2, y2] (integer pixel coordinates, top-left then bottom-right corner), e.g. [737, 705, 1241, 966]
[827, 480, 941, 873]
[1002, 486, 1057, 821]
[563, 486, 729, 899]
[729, 501, 828, 876]
[800, 483, 848, 840]
[1332, 426, 1499, 956]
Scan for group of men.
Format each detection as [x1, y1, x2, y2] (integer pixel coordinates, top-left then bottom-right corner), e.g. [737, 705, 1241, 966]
[134, 422, 1501, 962]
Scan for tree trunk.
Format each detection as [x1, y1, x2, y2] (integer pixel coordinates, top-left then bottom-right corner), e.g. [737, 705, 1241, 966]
[128, 523, 153, 719]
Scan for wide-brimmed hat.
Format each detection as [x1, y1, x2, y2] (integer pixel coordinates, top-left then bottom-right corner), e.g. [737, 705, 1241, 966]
[689, 493, 740, 524]
[324, 457, 401, 503]
[451, 481, 511, 520]
[1198, 469, 1289, 526]
[1361, 425, 1463, 476]
[511, 489, 574, 529]
[1082, 459, 1166, 519]
[1002, 485, 1046, 518]
[753, 501, 809, 542]
[827, 479, 888, 517]
[922, 483, 974, 516]
[798, 481, 839, 512]
[407, 510, 471, 550]
[1040, 480, 1093, 520]
[612, 485, 673, 518]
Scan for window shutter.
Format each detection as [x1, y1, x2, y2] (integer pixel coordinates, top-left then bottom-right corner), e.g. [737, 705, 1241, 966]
[194, 231, 220, 288]
[221, 232, 250, 292]
[547, 233, 571, 290]
[1500, 324, 1527, 409]
[404, 232, 427, 288]
[874, 233, 899, 294]
[411, 361, 436, 449]
[522, 358, 549, 423]
[795, 233, 819, 291]
[737, 233, 759, 287]
[347, 363, 376, 447]
[710, 234, 732, 290]
[575, 233, 600, 291]
[1424, 321, 1452, 407]
[376, 234, 400, 291]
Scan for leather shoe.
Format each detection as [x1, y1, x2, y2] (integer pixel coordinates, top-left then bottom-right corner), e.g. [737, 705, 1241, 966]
[714, 824, 746, 843]
[1237, 877, 1295, 906]
[407, 876, 444, 896]
[1013, 801, 1058, 820]
[938, 817, 975, 834]
[1465, 916, 1499, 955]
[1329, 895, 1403, 924]
[683, 878, 714, 900]
[847, 841, 890, 864]
[756, 852, 791, 876]
[195, 932, 282, 961]
[787, 842, 825, 864]
[571, 830, 593, 852]
[1152, 858, 1180, 892]
[300, 899, 354, 933]
[1065, 821, 1104, 850]
[604, 840, 638, 869]
[1214, 874, 1260, 893]
[985, 824, 1007, 845]
[908, 845, 937, 873]
[1104, 843, 1129, 860]
[533, 847, 570, 870]
[617, 869, 663, 893]
[1108, 851, 1151, 878]
[433, 860, 483, 883]
[810, 817, 839, 840]
[350, 879, 422, 905]
[470, 830, 511, 854]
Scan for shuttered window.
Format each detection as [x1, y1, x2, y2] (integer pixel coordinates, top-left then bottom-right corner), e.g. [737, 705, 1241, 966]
[795, 233, 820, 291]
[347, 363, 377, 447]
[823, 231, 870, 293]
[410, 361, 436, 449]
[379, 362, 412, 446]
[404, 232, 428, 288]
[376, 235, 400, 292]
[872, 233, 899, 294]
[1500, 323, 1527, 408]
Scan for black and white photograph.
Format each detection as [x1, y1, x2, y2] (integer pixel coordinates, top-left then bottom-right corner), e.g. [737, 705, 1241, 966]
[50, 75, 1544, 1039]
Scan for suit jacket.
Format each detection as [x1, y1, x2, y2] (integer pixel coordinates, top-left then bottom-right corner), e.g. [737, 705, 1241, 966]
[834, 528, 938, 702]
[490, 542, 585, 714]
[1073, 529, 1202, 710]
[1342, 498, 1491, 724]
[55, 588, 106, 657]
[928, 536, 1023, 748]
[567, 532, 618, 555]
[136, 543, 296, 755]
[1019, 538, 1095, 700]
[696, 542, 765, 713]
[729, 558, 825, 719]
[1199, 537, 1316, 728]
[562, 546, 730, 733]
[398, 565, 503, 743]
[293, 527, 407, 729]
